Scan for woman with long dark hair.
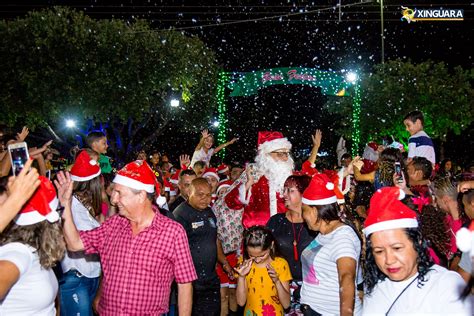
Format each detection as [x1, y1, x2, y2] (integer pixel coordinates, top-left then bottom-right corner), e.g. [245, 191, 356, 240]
[362, 187, 470, 315]
[300, 174, 362, 316]
[0, 176, 65, 315]
[58, 150, 102, 316]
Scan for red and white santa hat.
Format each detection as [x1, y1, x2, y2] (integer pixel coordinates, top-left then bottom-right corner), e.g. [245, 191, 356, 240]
[169, 170, 180, 185]
[202, 167, 220, 181]
[217, 179, 233, 195]
[15, 176, 60, 226]
[257, 131, 292, 154]
[363, 187, 418, 236]
[302, 174, 337, 205]
[70, 150, 101, 182]
[217, 163, 229, 174]
[113, 160, 167, 207]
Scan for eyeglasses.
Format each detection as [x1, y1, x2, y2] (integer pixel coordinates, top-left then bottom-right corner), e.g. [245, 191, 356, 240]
[270, 151, 290, 158]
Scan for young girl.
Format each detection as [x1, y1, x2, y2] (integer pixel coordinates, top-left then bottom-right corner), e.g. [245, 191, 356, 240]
[235, 226, 292, 316]
[190, 129, 237, 167]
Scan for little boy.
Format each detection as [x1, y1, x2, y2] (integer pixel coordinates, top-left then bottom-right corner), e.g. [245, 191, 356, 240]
[85, 131, 111, 174]
[403, 110, 436, 164]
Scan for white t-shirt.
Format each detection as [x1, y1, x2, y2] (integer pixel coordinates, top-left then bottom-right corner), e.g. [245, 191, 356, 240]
[190, 147, 214, 167]
[362, 264, 471, 315]
[0, 242, 58, 315]
[300, 225, 362, 315]
[61, 196, 101, 278]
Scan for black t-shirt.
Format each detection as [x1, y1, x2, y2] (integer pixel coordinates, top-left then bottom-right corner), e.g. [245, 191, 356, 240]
[169, 195, 186, 212]
[173, 202, 218, 286]
[266, 213, 317, 281]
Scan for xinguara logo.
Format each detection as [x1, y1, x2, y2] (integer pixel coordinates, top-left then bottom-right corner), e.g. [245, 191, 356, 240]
[401, 6, 464, 23]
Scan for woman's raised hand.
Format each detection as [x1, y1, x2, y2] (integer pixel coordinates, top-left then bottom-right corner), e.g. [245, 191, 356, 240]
[234, 259, 253, 277]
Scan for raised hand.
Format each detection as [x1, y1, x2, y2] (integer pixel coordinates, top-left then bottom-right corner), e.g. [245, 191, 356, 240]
[352, 156, 364, 170]
[201, 129, 209, 139]
[7, 159, 40, 203]
[54, 171, 73, 207]
[311, 129, 322, 148]
[16, 126, 29, 142]
[234, 259, 253, 277]
[179, 154, 191, 168]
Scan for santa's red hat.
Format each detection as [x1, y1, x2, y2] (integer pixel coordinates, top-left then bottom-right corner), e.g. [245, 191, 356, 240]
[257, 131, 292, 154]
[217, 163, 229, 174]
[323, 170, 345, 205]
[363, 187, 418, 236]
[15, 176, 60, 226]
[70, 151, 101, 182]
[170, 171, 180, 185]
[302, 174, 337, 205]
[113, 160, 157, 193]
[217, 179, 233, 194]
[202, 167, 219, 181]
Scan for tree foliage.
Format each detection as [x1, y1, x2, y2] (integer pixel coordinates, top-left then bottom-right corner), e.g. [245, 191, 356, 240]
[325, 59, 474, 147]
[0, 7, 219, 158]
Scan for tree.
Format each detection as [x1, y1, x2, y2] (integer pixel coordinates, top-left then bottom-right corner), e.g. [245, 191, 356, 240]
[325, 59, 474, 153]
[0, 7, 220, 160]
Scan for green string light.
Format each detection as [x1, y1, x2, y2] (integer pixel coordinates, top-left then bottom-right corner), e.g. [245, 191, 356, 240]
[217, 71, 229, 159]
[352, 83, 361, 156]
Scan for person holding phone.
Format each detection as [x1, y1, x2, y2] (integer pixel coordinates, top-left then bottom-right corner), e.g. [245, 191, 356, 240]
[0, 159, 40, 232]
[235, 226, 292, 316]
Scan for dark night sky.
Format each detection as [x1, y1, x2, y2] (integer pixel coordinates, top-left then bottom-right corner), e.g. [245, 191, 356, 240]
[1, 1, 473, 164]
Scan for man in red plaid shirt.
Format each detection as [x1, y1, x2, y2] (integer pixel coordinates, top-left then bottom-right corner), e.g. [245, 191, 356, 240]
[57, 160, 197, 315]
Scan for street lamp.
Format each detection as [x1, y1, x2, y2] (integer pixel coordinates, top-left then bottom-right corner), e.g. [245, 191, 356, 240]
[170, 99, 180, 107]
[65, 119, 76, 128]
[345, 72, 358, 84]
[212, 121, 220, 127]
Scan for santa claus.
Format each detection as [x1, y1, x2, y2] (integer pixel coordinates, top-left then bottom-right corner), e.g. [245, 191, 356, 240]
[225, 131, 294, 228]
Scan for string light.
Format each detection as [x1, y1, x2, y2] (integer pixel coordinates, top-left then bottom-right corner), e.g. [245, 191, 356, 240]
[217, 71, 229, 158]
[352, 83, 361, 156]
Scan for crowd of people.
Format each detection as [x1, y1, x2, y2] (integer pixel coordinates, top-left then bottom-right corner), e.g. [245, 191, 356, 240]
[0, 109, 473, 316]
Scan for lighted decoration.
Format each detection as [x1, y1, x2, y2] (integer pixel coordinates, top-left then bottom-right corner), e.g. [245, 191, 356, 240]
[216, 68, 362, 158]
[217, 72, 229, 157]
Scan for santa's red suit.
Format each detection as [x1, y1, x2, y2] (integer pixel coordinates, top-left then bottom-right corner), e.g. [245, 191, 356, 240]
[225, 172, 286, 228]
[224, 131, 292, 228]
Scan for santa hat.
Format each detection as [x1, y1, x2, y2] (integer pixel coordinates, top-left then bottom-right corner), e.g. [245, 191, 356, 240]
[363, 187, 418, 236]
[257, 131, 292, 154]
[217, 163, 229, 174]
[217, 180, 233, 195]
[202, 168, 219, 181]
[15, 176, 60, 226]
[363, 141, 380, 162]
[170, 171, 180, 185]
[70, 151, 101, 182]
[302, 174, 337, 205]
[322, 170, 345, 205]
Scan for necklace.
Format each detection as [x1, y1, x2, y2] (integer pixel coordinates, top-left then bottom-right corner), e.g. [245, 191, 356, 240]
[288, 210, 304, 261]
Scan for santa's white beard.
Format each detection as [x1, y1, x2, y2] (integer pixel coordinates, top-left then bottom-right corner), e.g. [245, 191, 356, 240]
[255, 151, 294, 194]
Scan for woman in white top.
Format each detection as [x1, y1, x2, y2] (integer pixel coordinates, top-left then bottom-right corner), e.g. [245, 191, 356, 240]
[300, 174, 362, 316]
[59, 149, 102, 316]
[0, 176, 65, 316]
[362, 187, 471, 316]
[190, 129, 237, 167]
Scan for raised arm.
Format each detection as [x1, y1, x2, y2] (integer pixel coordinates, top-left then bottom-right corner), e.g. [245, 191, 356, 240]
[54, 171, 84, 251]
[195, 129, 209, 152]
[0, 159, 40, 232]
[214, 137, 238, 154]
[307, 129, 322, 166]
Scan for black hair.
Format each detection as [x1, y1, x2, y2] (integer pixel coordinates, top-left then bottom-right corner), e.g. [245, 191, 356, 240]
[341, 153, 352, 161]
[364, 228, 434, 295]
[179, 169, 196, 181]
[85, 131, 106, 148]
[411, 157, 433, 180]
[243, 226, 278, 260]
[193, 160, 206, 169]
[403, 110, 425, 127]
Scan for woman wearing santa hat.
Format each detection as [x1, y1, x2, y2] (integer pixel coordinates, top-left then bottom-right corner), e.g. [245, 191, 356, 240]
[0, 176, 65, 315]
[300, 174, 362, 316]
[58, 149, 103, 316]
[362, 187, 471, 315]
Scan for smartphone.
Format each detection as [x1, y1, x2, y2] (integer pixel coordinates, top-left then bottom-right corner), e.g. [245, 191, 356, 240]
[8, 142, 29, 176]
[394, 162, 403, 183]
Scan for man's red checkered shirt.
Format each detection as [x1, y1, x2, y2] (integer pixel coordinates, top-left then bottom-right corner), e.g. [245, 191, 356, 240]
[79, 212, 197, 315]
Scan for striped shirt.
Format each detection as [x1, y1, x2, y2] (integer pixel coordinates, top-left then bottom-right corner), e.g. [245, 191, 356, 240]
[300, 225, 361, 315]
[408, 131, 436, 164]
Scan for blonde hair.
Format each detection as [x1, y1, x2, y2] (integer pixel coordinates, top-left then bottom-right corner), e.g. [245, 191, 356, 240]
[0, 221, 65, 269]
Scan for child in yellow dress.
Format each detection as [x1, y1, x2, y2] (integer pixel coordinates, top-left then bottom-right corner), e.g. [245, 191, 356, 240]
[235, 226, 292, 316]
